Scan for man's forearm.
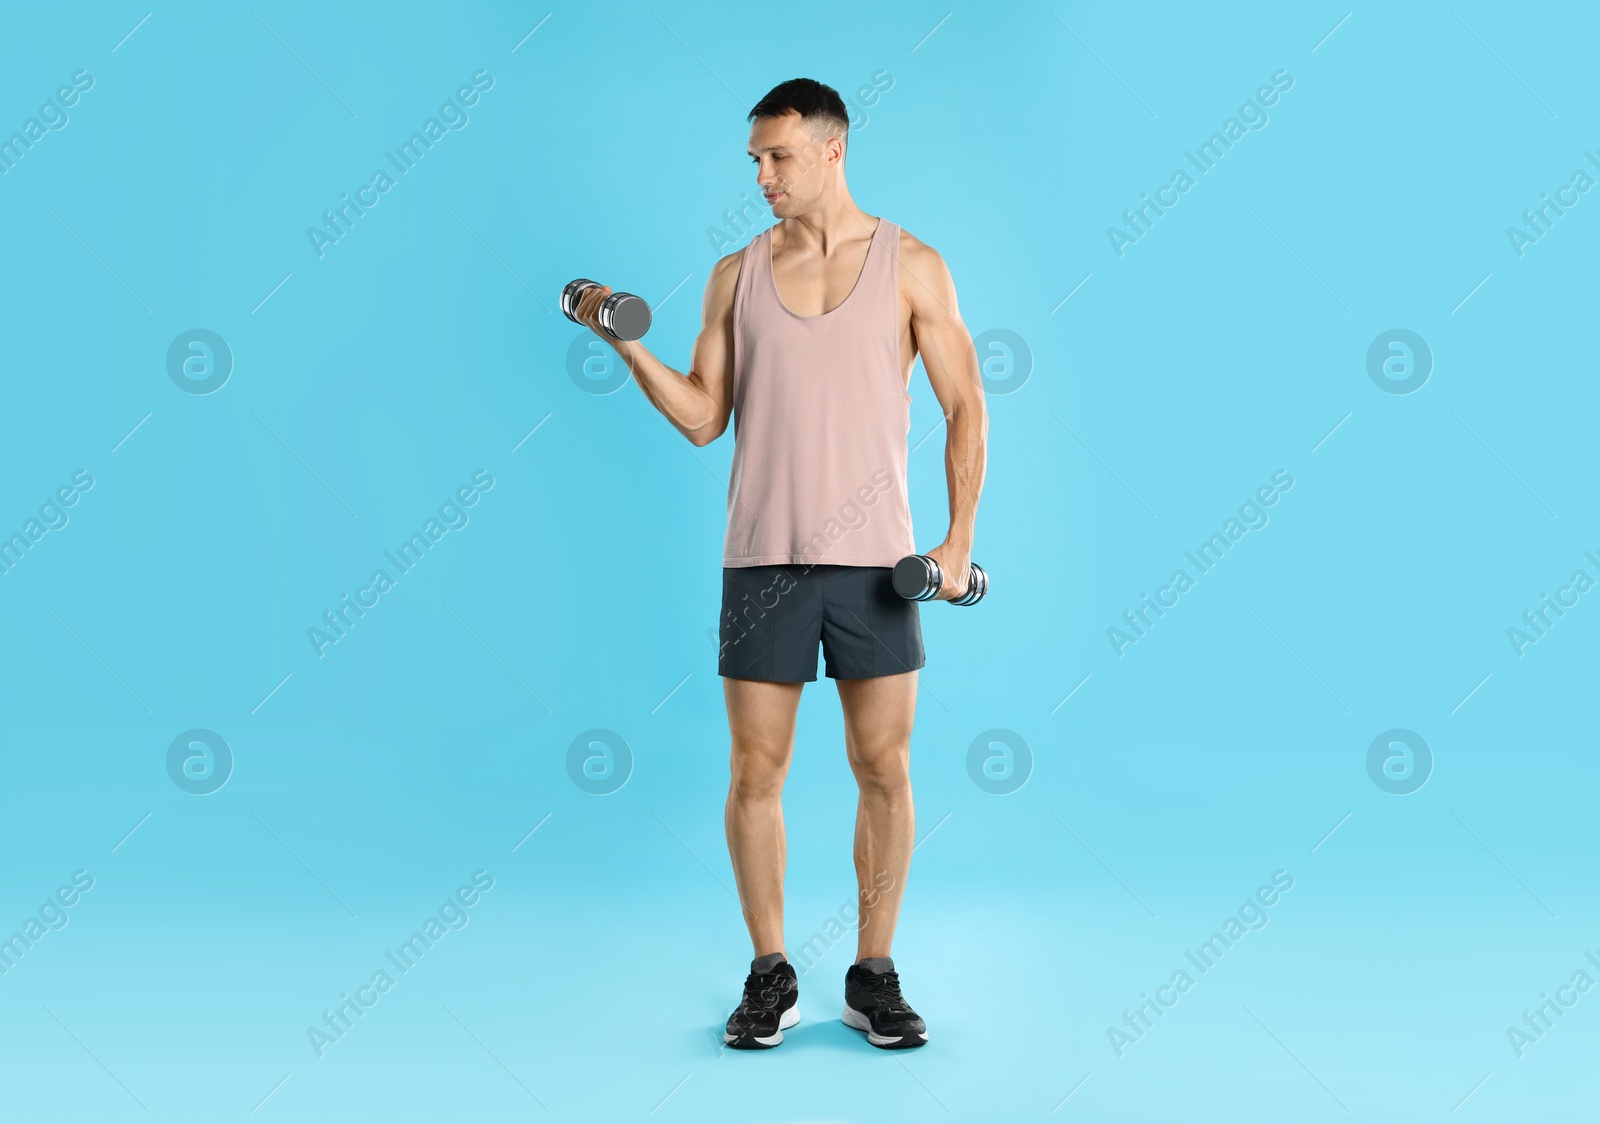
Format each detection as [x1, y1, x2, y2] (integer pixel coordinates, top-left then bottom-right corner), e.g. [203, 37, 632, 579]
[942, 400, 987, 549]
[611, 338, 715, 442]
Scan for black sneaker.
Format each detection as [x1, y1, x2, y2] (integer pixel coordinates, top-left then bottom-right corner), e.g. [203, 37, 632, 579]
[723, 958, 800, 1049]
[842, 958, 927, 1049]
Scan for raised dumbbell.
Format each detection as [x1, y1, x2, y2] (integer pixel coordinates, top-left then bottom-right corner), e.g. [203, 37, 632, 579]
[561, 278, 653, 342]
[892, 554, 988, 606]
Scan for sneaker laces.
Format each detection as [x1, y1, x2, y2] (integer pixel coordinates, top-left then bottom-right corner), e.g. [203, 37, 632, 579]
[859, 968, 911, 1015]
[739, 969, 792, 1013]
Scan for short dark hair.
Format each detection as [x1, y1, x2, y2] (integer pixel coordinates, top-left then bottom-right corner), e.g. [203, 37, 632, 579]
[748, 78, 849, 151]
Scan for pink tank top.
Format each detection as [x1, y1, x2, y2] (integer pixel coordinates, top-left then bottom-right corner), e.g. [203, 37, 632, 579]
[723, 217, 916, 568]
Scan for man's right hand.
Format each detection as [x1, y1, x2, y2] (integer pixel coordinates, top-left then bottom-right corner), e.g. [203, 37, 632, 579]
[573, 283, 615, 341]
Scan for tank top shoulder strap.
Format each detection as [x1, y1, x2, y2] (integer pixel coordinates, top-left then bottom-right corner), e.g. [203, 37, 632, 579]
[736, 225, 775, 307]
[871, 218, 898, 273]
[862, 218, 898, 314]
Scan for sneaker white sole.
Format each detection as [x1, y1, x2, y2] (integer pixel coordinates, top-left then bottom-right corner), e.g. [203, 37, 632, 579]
[725, 1004, 800, 1046]
[842, 1004, 929, 1047]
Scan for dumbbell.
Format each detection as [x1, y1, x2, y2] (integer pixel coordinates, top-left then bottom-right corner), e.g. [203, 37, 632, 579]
[892, 554, 988, 606]
[561, 278, 653, 342]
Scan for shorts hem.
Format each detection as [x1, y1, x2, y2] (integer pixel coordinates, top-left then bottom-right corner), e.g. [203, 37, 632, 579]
[718, 670, 818, 683]
[824, 662, 925, 681]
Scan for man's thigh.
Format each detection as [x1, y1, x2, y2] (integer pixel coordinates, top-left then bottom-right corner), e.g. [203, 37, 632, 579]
[723, 667, 803, 732]
[723, 676, 805, 789]
[835, 670, 918, 770]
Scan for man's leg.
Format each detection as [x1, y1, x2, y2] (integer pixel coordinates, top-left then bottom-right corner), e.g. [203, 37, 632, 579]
[835, 669, 918, 958]
[723, 676, 804, 956]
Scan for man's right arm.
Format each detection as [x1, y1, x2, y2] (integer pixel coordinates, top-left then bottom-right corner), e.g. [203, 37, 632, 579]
[585, 251, 740, 447]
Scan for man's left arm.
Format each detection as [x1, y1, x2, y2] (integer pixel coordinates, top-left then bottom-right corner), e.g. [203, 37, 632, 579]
[906, 241, 989, 600]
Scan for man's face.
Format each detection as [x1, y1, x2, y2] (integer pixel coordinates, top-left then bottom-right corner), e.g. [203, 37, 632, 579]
[748, 112, 838, 217]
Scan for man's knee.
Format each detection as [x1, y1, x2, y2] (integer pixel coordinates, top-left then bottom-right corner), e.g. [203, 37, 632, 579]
[848, 742, 911, 796]
[729, 742, 789, 801]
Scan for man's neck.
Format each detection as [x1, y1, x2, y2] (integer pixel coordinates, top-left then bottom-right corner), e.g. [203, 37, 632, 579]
[780, 201, 874, 254]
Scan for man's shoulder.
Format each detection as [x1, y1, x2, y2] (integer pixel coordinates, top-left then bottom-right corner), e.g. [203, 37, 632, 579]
[893, 226, 952, 305]
[708, 243, 749, 297]
[702, 238, 759, 320]
[894, 225, 945, 271]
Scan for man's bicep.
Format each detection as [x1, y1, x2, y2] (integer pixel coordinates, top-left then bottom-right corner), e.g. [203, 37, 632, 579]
[688, 253, 740, 443]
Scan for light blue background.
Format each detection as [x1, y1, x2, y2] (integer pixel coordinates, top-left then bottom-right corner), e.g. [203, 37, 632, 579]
[2, 2, 1595, 1121]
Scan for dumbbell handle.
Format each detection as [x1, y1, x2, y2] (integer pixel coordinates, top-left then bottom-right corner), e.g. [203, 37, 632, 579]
[892, 554, 988, 606]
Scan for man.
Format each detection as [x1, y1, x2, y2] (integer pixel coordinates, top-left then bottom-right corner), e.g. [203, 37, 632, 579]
[571, 77, 987, 1050]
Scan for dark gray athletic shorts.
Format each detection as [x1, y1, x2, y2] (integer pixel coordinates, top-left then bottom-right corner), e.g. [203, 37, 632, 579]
[718, 564, 925, 683]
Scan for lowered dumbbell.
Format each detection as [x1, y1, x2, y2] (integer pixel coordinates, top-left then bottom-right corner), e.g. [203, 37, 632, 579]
[892, 554, 988, 606]
[561, 278, 653, 342]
